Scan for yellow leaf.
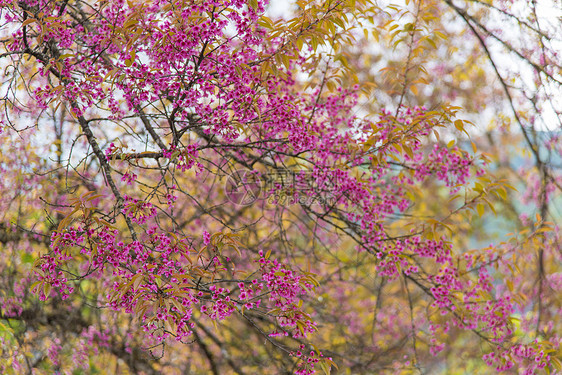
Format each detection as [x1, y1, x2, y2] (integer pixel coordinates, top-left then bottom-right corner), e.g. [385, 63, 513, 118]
[43, 282, 52, 298]
[484, 198, 496, 215]
[552, 357, 562, 370]
[30, 280, 41, 292]
[477, 203, 485, 217]
[22, 18, 38, 27]
[319, 360, 331, 375]
[454, 119, 464, 132]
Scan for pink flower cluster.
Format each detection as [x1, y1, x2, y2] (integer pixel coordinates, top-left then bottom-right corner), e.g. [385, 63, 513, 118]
[290, 345, 331, 375]
[162, 143, 202, 173]
[10, 0, 553, 371]
[258, 250, 317, 339]
[483, 342, 550, 373]
[417, 145, 473, 188]
[105, 143, 118, 161]
[39, 213, 319, 354]
[47, 337, 62, 367]
[121, 171, 137, 186]
[34, 229, 83, 300]
[122, 195, 158, 225]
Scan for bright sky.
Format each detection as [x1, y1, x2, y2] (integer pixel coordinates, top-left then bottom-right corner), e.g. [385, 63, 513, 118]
[265, 0, 561, 132]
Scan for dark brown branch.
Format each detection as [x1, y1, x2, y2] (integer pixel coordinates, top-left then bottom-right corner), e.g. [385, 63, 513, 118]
[134, 105, 167, 150]
[0, 222, 50, 245]
[74, 106, 138, 241]
[191, 328, 220, 375]
[1, 308, 158, 375]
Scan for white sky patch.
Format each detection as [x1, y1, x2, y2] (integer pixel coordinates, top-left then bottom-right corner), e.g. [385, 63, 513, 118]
[265, 1, 293, 19]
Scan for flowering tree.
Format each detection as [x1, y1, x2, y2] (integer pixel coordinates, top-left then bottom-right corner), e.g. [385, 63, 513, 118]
[0, 0, 560, 374]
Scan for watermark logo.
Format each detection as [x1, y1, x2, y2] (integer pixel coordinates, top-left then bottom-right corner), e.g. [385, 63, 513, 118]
[224, 168, 343, 206]
[224, 169, 262, 205]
